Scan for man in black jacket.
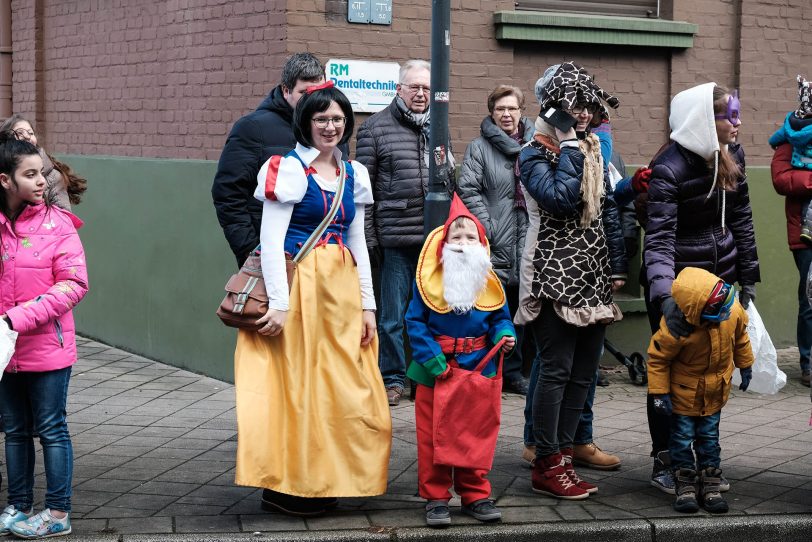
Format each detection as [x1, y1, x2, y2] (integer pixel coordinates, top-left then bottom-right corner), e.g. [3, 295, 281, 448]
[211, 53, 326, 267]
[356, 60, 442, 407]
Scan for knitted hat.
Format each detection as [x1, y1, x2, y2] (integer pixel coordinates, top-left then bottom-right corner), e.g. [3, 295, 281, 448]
[533, 61, 620, 123]
[796, 75, 812, 119]
[437, 193, 488, 260]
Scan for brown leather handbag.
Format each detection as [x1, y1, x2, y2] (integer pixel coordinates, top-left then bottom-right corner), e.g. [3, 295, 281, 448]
[216, 160, 346, 330]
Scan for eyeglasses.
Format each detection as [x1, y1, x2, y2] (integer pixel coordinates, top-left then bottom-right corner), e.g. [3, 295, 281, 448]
[494, 106, 521, 114]
[311, 116, 346, 128]
[570, 104, 598, 115]
[13, 128, 35, 139]
[402, 84, 430, 95]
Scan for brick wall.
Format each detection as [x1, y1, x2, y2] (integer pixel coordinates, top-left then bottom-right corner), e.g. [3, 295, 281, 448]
[11, 0, 286, 160]
[8, 0, 810, 165]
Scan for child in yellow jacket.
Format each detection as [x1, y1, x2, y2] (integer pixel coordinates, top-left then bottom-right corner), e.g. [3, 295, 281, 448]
[647, 267, 754, 515]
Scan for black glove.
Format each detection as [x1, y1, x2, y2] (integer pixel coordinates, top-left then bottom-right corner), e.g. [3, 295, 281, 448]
[661, 296, 694, 339]
[652, 394, 673, 416]
[739, 284, 756, 310]
[739, 367, 753, 391]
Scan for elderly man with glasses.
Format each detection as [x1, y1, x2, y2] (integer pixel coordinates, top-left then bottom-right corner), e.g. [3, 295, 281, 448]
[356, 59, 455, 407]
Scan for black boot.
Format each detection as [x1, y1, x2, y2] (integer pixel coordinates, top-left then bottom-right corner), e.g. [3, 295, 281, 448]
[261, 489, 336, 517]
[673, 468, 699, 513]
[699, 467, 729, 513]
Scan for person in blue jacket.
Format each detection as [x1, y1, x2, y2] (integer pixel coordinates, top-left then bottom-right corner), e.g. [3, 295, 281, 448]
[405, 194, 515, 528]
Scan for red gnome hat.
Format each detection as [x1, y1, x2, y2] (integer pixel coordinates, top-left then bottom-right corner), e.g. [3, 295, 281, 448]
[437, 193, 488, 261]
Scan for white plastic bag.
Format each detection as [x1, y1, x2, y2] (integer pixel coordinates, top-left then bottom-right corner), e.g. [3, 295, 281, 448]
[0, 318, 17, 379]
[732, 301, 786, 395]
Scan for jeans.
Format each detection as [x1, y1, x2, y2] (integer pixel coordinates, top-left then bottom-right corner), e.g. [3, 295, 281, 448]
[573, 371, 598, 445]
[669, 411, 722, 471]
[0, 367, 73, 512]
[378, 246, 420, 390]
[793, 249, 812, 374]
[531, 303, 606, 456]
[503, 283, 527, 381]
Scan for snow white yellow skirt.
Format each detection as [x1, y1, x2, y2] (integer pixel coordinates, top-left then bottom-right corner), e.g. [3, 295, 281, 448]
[234, 244, 392, 497]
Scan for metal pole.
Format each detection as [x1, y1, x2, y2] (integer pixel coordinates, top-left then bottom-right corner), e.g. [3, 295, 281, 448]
[424, 0, 451, 236]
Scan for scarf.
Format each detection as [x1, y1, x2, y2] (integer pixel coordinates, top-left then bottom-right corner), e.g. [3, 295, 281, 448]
[531, 117, 604, 228]
[509, 131, 527, 210]
[396, 96, 431, 167]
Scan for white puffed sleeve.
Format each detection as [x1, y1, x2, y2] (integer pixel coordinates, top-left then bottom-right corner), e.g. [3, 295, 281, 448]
[254, 155, 308, 204]
[351, 160, 374, 205]
[259, 199, 294, 311]
[347, 203, 376, 310]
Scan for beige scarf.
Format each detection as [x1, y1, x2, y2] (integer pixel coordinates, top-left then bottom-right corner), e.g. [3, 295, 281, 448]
[532, 118, 605, 228]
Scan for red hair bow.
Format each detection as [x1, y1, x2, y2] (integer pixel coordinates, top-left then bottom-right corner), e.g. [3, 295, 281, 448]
[305, 80, 335, 94]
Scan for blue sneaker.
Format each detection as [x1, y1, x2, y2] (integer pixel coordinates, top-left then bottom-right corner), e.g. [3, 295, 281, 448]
[9, 509, 71, 539]
[651, 452, 676, 495]
[0, 506, 31, 536]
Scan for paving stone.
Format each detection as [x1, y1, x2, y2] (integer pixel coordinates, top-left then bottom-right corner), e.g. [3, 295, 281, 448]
[108, 516, 174, 534]
[174, 514, 240, 533]
[128, 480, 198, 497]
[70, 518, 110, 536]
[239, 513, 308, 532]
[305, 512, 372, 530]
[103, 493, 178, 511]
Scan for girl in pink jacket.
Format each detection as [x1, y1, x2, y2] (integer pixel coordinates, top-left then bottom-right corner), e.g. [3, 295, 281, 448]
[0, 135, 88, 539]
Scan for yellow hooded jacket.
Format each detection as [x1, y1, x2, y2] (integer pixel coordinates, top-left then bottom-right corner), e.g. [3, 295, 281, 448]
[647, 267, 754, 417]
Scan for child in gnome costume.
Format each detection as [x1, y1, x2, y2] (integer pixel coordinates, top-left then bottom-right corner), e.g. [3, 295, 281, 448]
[405, 194, 516, 528]
[647, 267, 754, 514]
[769, 75, 812, 243]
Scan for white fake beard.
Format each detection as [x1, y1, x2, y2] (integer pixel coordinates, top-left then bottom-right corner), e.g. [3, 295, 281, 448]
[442, 243, 492, 315]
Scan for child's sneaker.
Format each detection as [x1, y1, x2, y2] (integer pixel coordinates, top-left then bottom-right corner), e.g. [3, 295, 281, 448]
[673, 468, 700, 513]
[9, 509, 71, 539]
[425, 500, 451, 528]
[460, 499, 501, 522]
[0, 506, 31, 535]
[650, 451, 676, 494]
[699, 467, 729, 514]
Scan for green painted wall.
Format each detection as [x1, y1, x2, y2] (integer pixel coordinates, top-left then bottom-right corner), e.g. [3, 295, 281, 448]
[64, 155, 797, 380]
[63, 155, 237, 382]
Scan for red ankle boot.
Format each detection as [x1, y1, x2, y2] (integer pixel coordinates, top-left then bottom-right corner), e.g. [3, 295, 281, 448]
[561, 448, 598, 494]
[531, 452, 590, 500]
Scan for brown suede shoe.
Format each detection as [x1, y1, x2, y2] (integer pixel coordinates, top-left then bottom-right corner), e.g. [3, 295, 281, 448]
[522, 445, 536, 468]
[572, 442, 621, 471]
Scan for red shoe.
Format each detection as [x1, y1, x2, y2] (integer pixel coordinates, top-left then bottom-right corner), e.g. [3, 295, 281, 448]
[561, 448, 598, 494]
[531, 452, 590, 500]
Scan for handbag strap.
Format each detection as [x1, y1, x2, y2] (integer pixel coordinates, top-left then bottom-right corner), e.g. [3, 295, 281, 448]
[293, 159, 346, 263]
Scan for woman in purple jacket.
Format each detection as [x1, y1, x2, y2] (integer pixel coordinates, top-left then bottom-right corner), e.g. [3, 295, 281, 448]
[643, 83, 759, 494]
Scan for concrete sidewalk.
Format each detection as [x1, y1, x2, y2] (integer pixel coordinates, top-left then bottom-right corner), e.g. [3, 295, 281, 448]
[2, 337, 810, 541]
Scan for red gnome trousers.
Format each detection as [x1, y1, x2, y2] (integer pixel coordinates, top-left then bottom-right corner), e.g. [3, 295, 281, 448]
[414, 384, 491, 504]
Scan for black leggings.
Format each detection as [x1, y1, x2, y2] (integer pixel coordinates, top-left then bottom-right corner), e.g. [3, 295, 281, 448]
[531, 302, 606, 457]
[644, 281, 671, 456]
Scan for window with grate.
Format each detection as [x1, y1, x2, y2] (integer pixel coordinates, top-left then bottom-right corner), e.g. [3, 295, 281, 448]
[515, 0, 660, 18]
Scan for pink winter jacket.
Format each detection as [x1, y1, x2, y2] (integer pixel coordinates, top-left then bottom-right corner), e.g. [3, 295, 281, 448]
[1, 203, 88, 373]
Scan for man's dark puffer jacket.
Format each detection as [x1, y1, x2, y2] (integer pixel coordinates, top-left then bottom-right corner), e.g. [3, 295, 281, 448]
[356, 99, 441, 249]
[644, 141, 760, 303]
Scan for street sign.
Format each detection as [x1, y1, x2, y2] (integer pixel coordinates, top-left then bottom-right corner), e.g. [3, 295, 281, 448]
[326, 59, 400, 113]
[371, 1, 392, 25]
